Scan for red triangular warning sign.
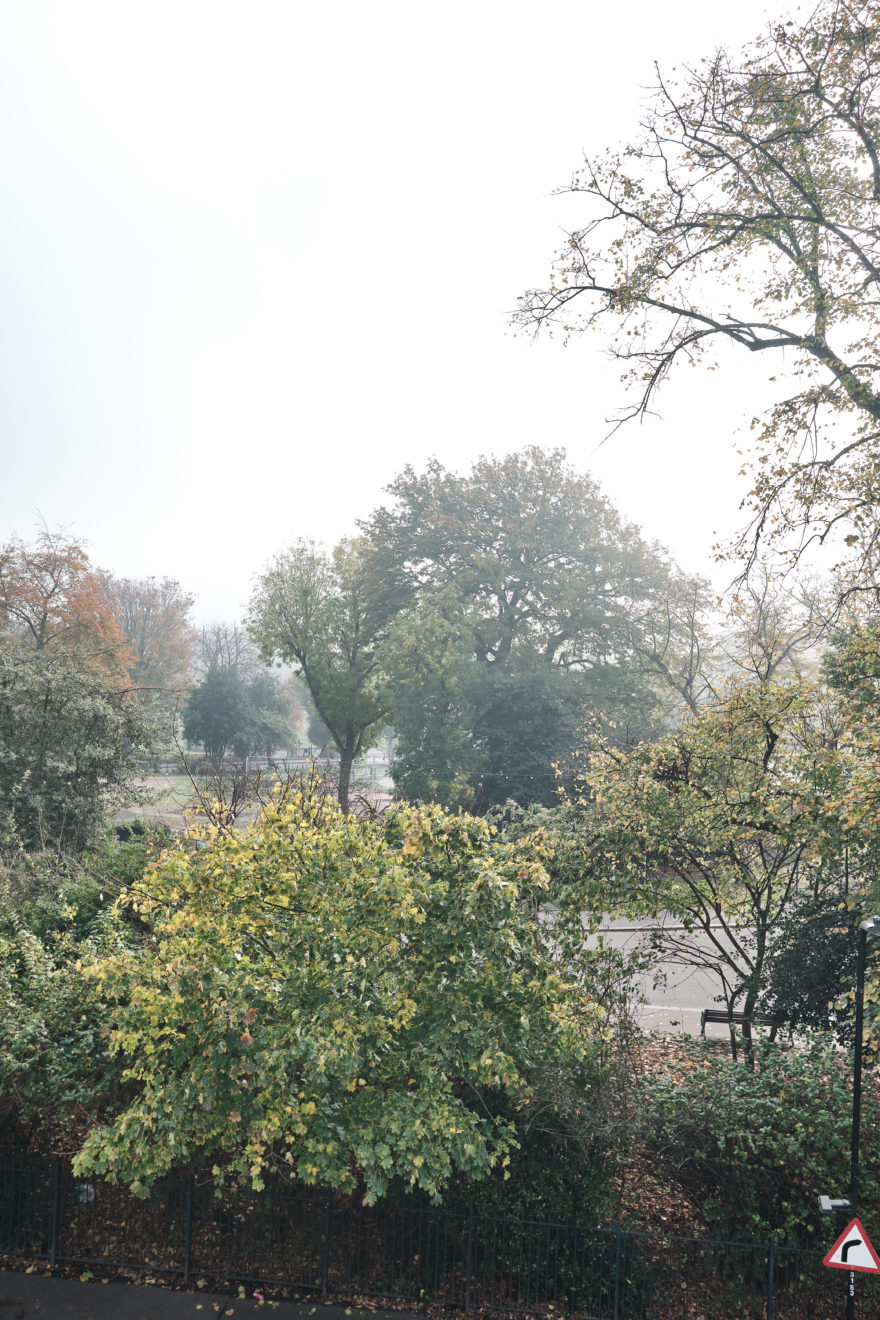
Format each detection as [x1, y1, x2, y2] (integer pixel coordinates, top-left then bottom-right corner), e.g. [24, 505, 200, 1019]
[824, 1218, 880, 1273]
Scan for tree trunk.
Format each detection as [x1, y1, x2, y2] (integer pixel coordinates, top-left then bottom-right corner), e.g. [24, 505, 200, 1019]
[740, 986, 759, 1070]
[337, 748, 354, 814]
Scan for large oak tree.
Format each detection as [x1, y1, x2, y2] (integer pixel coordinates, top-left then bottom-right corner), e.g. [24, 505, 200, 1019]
[364, 447, 685, 810]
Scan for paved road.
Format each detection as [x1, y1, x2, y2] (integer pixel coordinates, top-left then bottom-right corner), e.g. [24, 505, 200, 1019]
[0, 1270, 421, 1320]
[591, 916, 741, 1037]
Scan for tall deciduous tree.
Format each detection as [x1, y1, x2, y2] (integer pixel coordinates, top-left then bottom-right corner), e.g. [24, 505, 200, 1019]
[515, 0, 880, 584]
[248, 539, 397, 812]
[364, 448, 681, 810]
[183, 665, 293, 763]
[0, 527, 123, 660]
[98, 574, 195, 695]
[366, 448, 655, 668]
[193, 622, 264, 682]
[0, 530, 156, 850]
[192, 625, 313, 745]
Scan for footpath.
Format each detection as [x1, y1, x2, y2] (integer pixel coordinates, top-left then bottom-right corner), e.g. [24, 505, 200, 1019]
[0, 1271, 424, 1320]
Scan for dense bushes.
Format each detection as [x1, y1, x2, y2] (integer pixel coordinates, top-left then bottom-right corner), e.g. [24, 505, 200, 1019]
[73, 795, 605, 1201]
[6, 802, 880, 1248]
[0, 825, 166, 1148]
[642, 1035, 880, 1243]
[0, 637, 157, 852]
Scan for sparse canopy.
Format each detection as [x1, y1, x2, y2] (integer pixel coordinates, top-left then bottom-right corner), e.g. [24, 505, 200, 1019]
[98, 574, 195, 695]
[0, 527, 123, 659]
[193, 622, 264, 682]
[566, 677, 850, 1049]
[516, 1, 880, 586]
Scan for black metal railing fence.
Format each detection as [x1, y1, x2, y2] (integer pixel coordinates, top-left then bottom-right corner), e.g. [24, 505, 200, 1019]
[1, 1154, 879, 1318]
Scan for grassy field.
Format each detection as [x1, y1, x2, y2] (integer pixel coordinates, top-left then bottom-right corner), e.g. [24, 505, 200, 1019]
[117, 768, 392, 831]
[116, 774, 199, 829]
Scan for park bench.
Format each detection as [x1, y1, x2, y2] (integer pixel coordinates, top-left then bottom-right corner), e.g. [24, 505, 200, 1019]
[700, 1008, 778, 1038]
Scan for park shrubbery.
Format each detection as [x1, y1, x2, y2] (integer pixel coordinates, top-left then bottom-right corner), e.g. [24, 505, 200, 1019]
[642, 1035, 880, 1243]
[5, 526, 880, 1248]
[71, 790, 608, 1202]
[0, 827, 170, 1149]
[4, 794, 880, 1250]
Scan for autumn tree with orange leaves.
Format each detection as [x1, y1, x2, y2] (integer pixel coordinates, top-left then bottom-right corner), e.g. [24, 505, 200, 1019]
[0, 527, 125, 662]
[0, 529, 156, 851]
[98, 572, 196, 697]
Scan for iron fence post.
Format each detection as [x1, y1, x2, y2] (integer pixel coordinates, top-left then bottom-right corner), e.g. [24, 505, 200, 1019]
[49, 1160, 62, 1267]
[612, 1221, 622, 1320]
[464, 1204, 475, 1314]
[183, 1177, 195, 1282]
[321, 1191, 332, 1302]
[766, 1237, 775, 1320]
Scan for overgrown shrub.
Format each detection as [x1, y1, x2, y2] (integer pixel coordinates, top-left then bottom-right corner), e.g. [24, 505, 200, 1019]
[415, 1039, 639, 1223]
[643, 1034, 880, 1243]
[0, 927, 123, 1146]
[0, 824, 166, 1148]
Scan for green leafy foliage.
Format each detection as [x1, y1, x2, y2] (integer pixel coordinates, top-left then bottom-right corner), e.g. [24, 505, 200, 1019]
[0, 926, 120, 1141]
[1, 825, 163, 944]
[756, 891, 864, 1044]
[643, 1036, 880, 1243]
[248, 538, 397, 811]
[565, 679, 851, 1042]
[382, 1050, 628, 1224]
[75, 792, 600, 1201]
[0, 636, 157, 852]
[366, 448, 678, 811]
[183, 665, 292, 763]
[814, 623, 880, 1050]
[488, 799, 597, 893]
[0, 829, 164, 1143]
[515, 1, 880, 579]
[464, 657, 598, 812]
[825, 618, 880, 715]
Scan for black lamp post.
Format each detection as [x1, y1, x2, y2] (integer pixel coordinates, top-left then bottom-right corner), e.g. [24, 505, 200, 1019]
[850, 918, 880, 1216]
[819, 914, 880, 1320]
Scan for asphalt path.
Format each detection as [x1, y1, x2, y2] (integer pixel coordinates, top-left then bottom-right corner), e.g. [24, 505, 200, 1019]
[590, 915, 742, 1037]
[0, 1271, 422, 1320]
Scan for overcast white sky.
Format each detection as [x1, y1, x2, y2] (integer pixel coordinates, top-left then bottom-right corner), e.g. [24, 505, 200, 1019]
[0, 0, 791, 622]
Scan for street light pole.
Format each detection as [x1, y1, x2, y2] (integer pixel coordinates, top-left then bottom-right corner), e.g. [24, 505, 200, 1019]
[818, 915, 880, 1320]
[845, 923, 869, 1320]
[850, 922, 871, 1215]
[847, 916, 880, 1320]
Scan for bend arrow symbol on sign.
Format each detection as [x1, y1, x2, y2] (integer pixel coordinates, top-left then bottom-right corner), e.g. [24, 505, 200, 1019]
[824, 1218, 880, 1274]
